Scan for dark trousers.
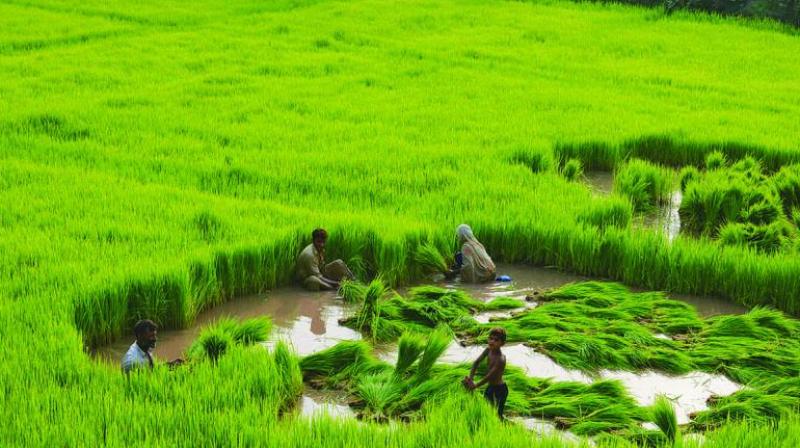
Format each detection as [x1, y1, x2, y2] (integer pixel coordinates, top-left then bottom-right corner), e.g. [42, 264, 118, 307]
[483, 383, 509, 419]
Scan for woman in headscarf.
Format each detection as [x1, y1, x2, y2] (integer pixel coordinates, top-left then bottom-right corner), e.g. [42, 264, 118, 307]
[451, 224, 496, 283]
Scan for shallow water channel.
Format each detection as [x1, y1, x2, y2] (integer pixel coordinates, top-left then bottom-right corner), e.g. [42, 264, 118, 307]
[96, 263, 745, 426]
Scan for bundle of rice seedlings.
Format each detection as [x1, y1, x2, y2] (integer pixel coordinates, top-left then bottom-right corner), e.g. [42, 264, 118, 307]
[679, 165, 701, 191]
[409, 286, 482, 309]
[338, 279, 367, 303]
[706, 150, 727, 170]
[414, 242, 449, 275]
[231, 317, 272, 344]
[414, 326, 452, 381]
[357, 372, 403, 419]
[186, 316, 271, 362]
[187, 326, 235, 363]
[650, 395, 678, 441]
[299, 340, 374, 378]
[562, 158, 583, 181]
[482, 297, 525, 311]
[394, 332, 426, 377]
[355, 278, 389, 340]
[272, 340, 303, 410]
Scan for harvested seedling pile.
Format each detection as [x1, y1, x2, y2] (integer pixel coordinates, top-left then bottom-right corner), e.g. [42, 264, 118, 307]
[340, 282, 525, 341]
[187, 316, 272, 362]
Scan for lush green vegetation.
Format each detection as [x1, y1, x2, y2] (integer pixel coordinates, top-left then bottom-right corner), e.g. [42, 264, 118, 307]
[330, 280, 800, 437]
[3, 0, 800, 445]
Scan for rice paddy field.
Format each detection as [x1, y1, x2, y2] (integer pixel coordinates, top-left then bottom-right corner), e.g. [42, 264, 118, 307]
[3, 0, 800, 446]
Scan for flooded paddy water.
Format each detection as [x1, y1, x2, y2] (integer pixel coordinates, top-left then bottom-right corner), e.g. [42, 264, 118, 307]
[95, 262, 747, 427]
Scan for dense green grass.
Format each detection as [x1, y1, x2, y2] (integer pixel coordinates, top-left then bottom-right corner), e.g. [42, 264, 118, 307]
[4, 0, 800, 445]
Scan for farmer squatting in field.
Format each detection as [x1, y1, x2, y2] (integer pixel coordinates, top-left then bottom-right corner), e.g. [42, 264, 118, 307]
[296, 228, 355, 291]
[447, 224, 496, 283]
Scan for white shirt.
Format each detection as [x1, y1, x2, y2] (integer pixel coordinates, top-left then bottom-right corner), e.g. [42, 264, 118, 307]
[121, 342, 153, 374]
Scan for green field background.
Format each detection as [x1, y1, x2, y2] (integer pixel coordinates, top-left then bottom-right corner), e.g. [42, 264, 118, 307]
[2, 0, 800, 445]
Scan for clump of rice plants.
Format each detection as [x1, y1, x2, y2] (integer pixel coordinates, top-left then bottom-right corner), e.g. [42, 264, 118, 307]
[394, 332, 427, 376]
[706, 150, 727, 170]
[273, 340, 304, 412]
[338, 279, 368, 303]
[414, 242, 449, 275]
[613, 159, 674, 212]
[413, 326, 451, 381]
[509, 146, 552, 173]
[341, 286, 485, 341]
[650, 395, 679, 441]
[187, 316, 272, 362]
[677, 157, 800, 253]
[562, 158, 584, 181]
[352, 278, 402, 342]
[679, 165, 701, 191]
[576, 196, 633, 230]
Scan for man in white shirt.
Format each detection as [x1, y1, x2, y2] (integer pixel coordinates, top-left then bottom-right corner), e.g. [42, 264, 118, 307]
[121, 319, 157, 374]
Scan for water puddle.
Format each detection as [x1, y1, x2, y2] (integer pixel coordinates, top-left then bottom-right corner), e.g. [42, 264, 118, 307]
[95, 289, 359, 362]
[585, 171, 614, 195]
[639, 190, 682, 242]
[513, 417, 581, 443]
[378, 342, 594, 384]
[600, 370, 741, 425]
[298, 389, 356, 419]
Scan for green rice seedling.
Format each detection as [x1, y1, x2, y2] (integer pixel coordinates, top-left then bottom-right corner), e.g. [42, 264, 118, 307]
[414, 326, 452, 382]
[272, 340, 303, 411]
[185, 316, 271, 362]
[613, 159, 674, 212]
[482, 297, 526, 311]
[357, 372, 404, 420]
[679, 165, 701, 192]
[355, 278, 390, 341]
[231, 317, 272, 344]
[554, 140, 622, 171]
[394, 332, 427, 377]
[187, 325, 236, 363]
[338, 280, 368, 303]
[773, 165, 800, 214]
[650, 395, 679, 441]
[509, 146, 552, 173]
[706, 151, 727, 170]
[562, 158, 584, 182]
[299, 340, 376, 379]
[576, 196, 633, 230]
[414, 242, 449, 275]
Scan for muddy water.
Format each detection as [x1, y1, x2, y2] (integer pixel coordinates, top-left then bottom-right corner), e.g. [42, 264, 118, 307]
[601, 370, 740, 425]
[585, 171, 614, 195]
[298, 389, 355, 419]
[96, 263, 744, 363]
[639, 190, 682, 242]
[96, 289, 360, 363]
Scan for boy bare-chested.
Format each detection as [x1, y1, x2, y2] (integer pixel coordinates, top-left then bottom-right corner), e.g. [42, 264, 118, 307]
[464, 327, 508, 418]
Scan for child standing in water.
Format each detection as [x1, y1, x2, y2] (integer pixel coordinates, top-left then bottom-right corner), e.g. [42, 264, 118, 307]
[464, 327, 508, 419]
